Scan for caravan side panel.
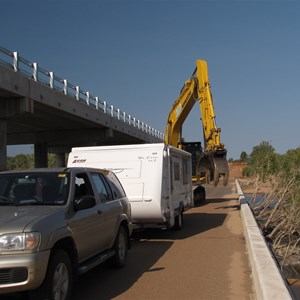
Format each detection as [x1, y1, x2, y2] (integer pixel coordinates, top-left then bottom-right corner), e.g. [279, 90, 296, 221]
[68, 144, 168, 224]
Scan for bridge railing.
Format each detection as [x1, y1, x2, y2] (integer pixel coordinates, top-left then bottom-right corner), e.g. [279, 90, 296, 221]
[0, 46, 164, 140]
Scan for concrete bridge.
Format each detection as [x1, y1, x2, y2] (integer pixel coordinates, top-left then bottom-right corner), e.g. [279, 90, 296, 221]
[0, 47, 164, 170]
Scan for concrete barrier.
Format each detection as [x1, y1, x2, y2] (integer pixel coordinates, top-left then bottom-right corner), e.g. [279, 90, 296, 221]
[235, 180, 293, 300]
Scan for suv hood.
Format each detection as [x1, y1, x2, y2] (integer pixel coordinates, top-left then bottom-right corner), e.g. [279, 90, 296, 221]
[0, 206, 63, 234]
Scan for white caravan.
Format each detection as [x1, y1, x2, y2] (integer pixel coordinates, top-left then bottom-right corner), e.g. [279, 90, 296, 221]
[67, 143, 193, 229]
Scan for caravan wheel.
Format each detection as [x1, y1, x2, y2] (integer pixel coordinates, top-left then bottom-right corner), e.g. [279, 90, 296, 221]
[173, 211, 183, 230]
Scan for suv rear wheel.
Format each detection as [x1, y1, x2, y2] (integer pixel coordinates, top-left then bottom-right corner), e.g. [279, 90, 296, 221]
[109, 226, 128, 268]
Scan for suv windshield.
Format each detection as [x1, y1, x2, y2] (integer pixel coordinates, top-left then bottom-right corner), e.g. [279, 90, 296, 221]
[0, 172, 70, 206]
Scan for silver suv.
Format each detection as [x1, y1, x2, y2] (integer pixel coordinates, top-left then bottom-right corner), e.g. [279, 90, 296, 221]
[0, 167, 132, 300]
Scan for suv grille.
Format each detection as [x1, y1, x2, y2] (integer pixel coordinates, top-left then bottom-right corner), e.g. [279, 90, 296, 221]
[0, 268, 28, 284]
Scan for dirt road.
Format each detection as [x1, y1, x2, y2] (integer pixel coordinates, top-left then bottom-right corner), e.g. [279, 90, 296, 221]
[71, 180, 255, 300]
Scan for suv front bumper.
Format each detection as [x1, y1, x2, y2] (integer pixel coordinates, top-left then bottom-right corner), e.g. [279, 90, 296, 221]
[0, 250, 51, 295]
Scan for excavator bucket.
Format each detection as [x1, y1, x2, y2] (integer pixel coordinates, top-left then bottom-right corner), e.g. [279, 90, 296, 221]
[196, 150, 229, 187]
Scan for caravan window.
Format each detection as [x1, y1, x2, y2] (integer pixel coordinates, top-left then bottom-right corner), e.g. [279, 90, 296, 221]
[182, 158, 189, 185]
[174, 162, 180, 181]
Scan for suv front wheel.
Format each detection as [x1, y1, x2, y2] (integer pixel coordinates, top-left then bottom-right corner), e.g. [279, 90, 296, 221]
[30, 250, 73, 300]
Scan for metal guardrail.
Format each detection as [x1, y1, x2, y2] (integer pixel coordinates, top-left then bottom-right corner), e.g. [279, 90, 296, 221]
[0, 46, 164, 140]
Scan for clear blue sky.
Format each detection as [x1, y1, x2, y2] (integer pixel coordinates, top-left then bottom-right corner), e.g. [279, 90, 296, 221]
[2, 0, 300, 159]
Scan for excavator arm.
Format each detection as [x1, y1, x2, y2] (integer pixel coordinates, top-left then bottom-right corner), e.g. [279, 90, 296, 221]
[164, 60, 229, 186]
[165, 77, 197, 147]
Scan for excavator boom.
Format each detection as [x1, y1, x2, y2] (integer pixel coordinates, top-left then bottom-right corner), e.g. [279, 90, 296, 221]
[165, 60, 229, 186]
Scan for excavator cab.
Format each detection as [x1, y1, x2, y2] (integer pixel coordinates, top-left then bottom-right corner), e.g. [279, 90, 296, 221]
[180, 141, 203, 182]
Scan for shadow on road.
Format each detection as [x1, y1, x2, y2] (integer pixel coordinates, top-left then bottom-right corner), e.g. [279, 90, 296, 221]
[71, 211, 227, 299]
[200, 197, 235, 205]
[71, 239, 173, 300]
[132, 212, 227, 241]
[0, 211, 227, 300]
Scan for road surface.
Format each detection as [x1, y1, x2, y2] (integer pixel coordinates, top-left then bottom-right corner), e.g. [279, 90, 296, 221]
[71, 180, 255, 300]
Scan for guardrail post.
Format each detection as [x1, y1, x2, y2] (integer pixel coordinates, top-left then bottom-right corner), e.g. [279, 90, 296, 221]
[63, 79, 68, 95]
[13, 52, 18, 72]
[33, 63, 38, 81]
[86, 92, 90, 105]
[75, 86, 80, 100]
[49, 72, 54, 89]
[95, 97, 99, 110]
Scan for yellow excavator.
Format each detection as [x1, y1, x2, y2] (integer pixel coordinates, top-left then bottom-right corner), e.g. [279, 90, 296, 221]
[164, 60, 229, 187]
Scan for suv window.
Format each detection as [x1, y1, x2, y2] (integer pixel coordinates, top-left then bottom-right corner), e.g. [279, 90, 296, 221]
[91, 173, 112, 201]
[0, 172, 69, 205]
[75, 173, 94, 199]
[105, 172, 126, 199]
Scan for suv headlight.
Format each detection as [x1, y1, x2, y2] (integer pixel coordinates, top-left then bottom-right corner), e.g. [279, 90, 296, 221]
[0, 232, 40, 253]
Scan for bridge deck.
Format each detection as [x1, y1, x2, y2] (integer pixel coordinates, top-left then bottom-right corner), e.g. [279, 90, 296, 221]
[0, 47, 163, 170]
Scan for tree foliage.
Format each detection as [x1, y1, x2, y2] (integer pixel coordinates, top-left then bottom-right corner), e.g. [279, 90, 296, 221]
[7, 154, 59, 170]
[239, 151, 248, 162]
[243, 141, 300, 185]
[7, 154, 34, 170]
[242, 141, 279, 180]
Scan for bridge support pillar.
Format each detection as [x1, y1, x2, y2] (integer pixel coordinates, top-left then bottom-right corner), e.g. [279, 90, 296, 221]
[0, 119, 7, 171]
[34, 143, 48, 168]
[55, 153, 66, 167]
[0, 97, 33, 171]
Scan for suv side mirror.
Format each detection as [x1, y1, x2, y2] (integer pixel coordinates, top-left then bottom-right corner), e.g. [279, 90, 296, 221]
[74, 195, 96, 211]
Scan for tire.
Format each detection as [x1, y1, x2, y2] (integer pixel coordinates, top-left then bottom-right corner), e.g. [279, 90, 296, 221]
[173, 211, 183, 230]
[29, 250, 73, 300]
[193, 185, 206, 206]
[109, 226, 128, 268]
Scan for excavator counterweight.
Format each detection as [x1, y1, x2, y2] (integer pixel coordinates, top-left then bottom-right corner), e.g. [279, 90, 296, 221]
[164, 60, 229, 187]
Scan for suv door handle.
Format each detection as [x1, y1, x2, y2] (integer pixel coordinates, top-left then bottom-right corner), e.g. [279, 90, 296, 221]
[98, 210, 102, 214]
